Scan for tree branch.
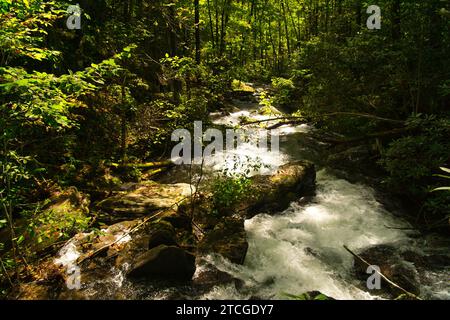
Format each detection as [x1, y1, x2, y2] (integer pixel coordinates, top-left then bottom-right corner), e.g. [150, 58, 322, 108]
[343, 245, 421, 300]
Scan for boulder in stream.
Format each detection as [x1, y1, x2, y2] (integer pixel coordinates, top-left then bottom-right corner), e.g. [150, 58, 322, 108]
[244, 160, 316, 217]
[96, 181, 193, 223]
[127, 245, 196, 281]
[352, 244, 421, 297]
[197, 217, 248, 265]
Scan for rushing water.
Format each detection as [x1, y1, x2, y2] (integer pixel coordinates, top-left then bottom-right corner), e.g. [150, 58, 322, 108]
[195, 94, 450, 300]
[54, 88, 449, 300]
[198, 170, 411, 300]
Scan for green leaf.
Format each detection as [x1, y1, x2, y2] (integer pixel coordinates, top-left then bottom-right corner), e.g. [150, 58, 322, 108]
[433, 174, 450, 180]
[16, 235, 25, 245]
[314, 294, 330, 300]
[439, 167, 450, 174]
[432, 187, 450, 192]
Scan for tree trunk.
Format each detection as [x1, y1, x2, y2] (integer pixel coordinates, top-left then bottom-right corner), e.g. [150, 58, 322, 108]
[194, 0, 201, 64]
[391, 0, 401, 40]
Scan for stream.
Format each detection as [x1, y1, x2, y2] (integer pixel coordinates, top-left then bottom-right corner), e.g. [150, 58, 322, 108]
[194, 88, 449, 300]
[54, 85, 449, 300]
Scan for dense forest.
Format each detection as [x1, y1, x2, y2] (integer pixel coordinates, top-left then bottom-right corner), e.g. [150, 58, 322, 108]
[0, 0, 449, 300]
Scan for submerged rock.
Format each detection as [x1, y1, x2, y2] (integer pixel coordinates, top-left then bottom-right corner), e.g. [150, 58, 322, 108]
[127, 245, 196, 281]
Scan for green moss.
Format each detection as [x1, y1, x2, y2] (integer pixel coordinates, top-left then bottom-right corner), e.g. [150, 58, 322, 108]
[231, 79, 255, 92]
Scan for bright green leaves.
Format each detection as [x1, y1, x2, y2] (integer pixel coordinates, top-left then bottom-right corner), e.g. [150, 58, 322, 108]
[1, 67, 80, 130]
[0, 0, 67, 66]
[0, 0, 12, 14]
[0, 44, 134, 131]
[432, 167, 450, 193]
[211, 174, 252, 215]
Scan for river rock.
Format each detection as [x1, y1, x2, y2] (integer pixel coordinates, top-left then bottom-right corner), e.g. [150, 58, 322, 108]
[352, 244, 421, 297]
[192, 260, 244, 292]
[289, 291, 336, 300]
[197, 217, 248, 264]
[148, 220, 177, 249]
[127, 245, 196, 281]
[96, 181, 193, 223]
[244, 160, 316, 217]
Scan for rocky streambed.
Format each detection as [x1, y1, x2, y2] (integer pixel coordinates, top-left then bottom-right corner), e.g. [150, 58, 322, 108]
[12, 84, 450, 300]
[14, 160, 317, 300]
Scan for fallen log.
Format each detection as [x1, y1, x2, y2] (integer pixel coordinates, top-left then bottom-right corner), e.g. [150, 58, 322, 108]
[267, 120, 306, 130]
[141, 167, 168, 179]
[318, 127, 416, 145]
[110, 160, 174, 169]
[241, 116, 305, 126]
[322, 112, 405, 125]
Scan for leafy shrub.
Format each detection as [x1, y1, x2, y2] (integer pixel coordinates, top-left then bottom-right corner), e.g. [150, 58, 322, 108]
[380, 116, 450, 223]
[270, 77, 295, 109]
[240, 60, 271, 82]
[211, 174, 251, 215]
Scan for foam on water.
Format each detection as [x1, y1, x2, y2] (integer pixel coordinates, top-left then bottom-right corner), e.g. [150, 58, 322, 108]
[54, 241, 80, 269]
[211, 111, 252, 127]
[278, 124, 311, 135]
[202, 141, 288, 176]
[201, 170, 414, 300]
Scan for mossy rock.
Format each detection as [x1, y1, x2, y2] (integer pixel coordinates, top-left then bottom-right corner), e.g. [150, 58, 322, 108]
[197, 217, 248, 264]
[96, 181, 193, 223]
[284, 291, 335, 300]
[243, 160, 316, 217]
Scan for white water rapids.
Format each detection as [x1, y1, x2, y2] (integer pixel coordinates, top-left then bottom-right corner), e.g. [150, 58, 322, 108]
[200, 170, 411, 300]
[197, 99, 449, 300]
[53, 90, 449, 300]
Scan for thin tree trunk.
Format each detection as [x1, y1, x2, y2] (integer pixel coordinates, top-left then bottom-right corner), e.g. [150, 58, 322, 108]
[392, 0, 401, 40]
[121, 80, 127, 164]
[207, 0, 215, 49]
[281, 0, 291, 57]
[194, 0, 201, 64]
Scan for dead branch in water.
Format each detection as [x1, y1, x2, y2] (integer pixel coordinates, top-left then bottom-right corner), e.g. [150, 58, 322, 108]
[75, 195, 198, 265]
[241, 112, 403, 127]
[241, 116, 305, 126]
[343, 245, 422, 300]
